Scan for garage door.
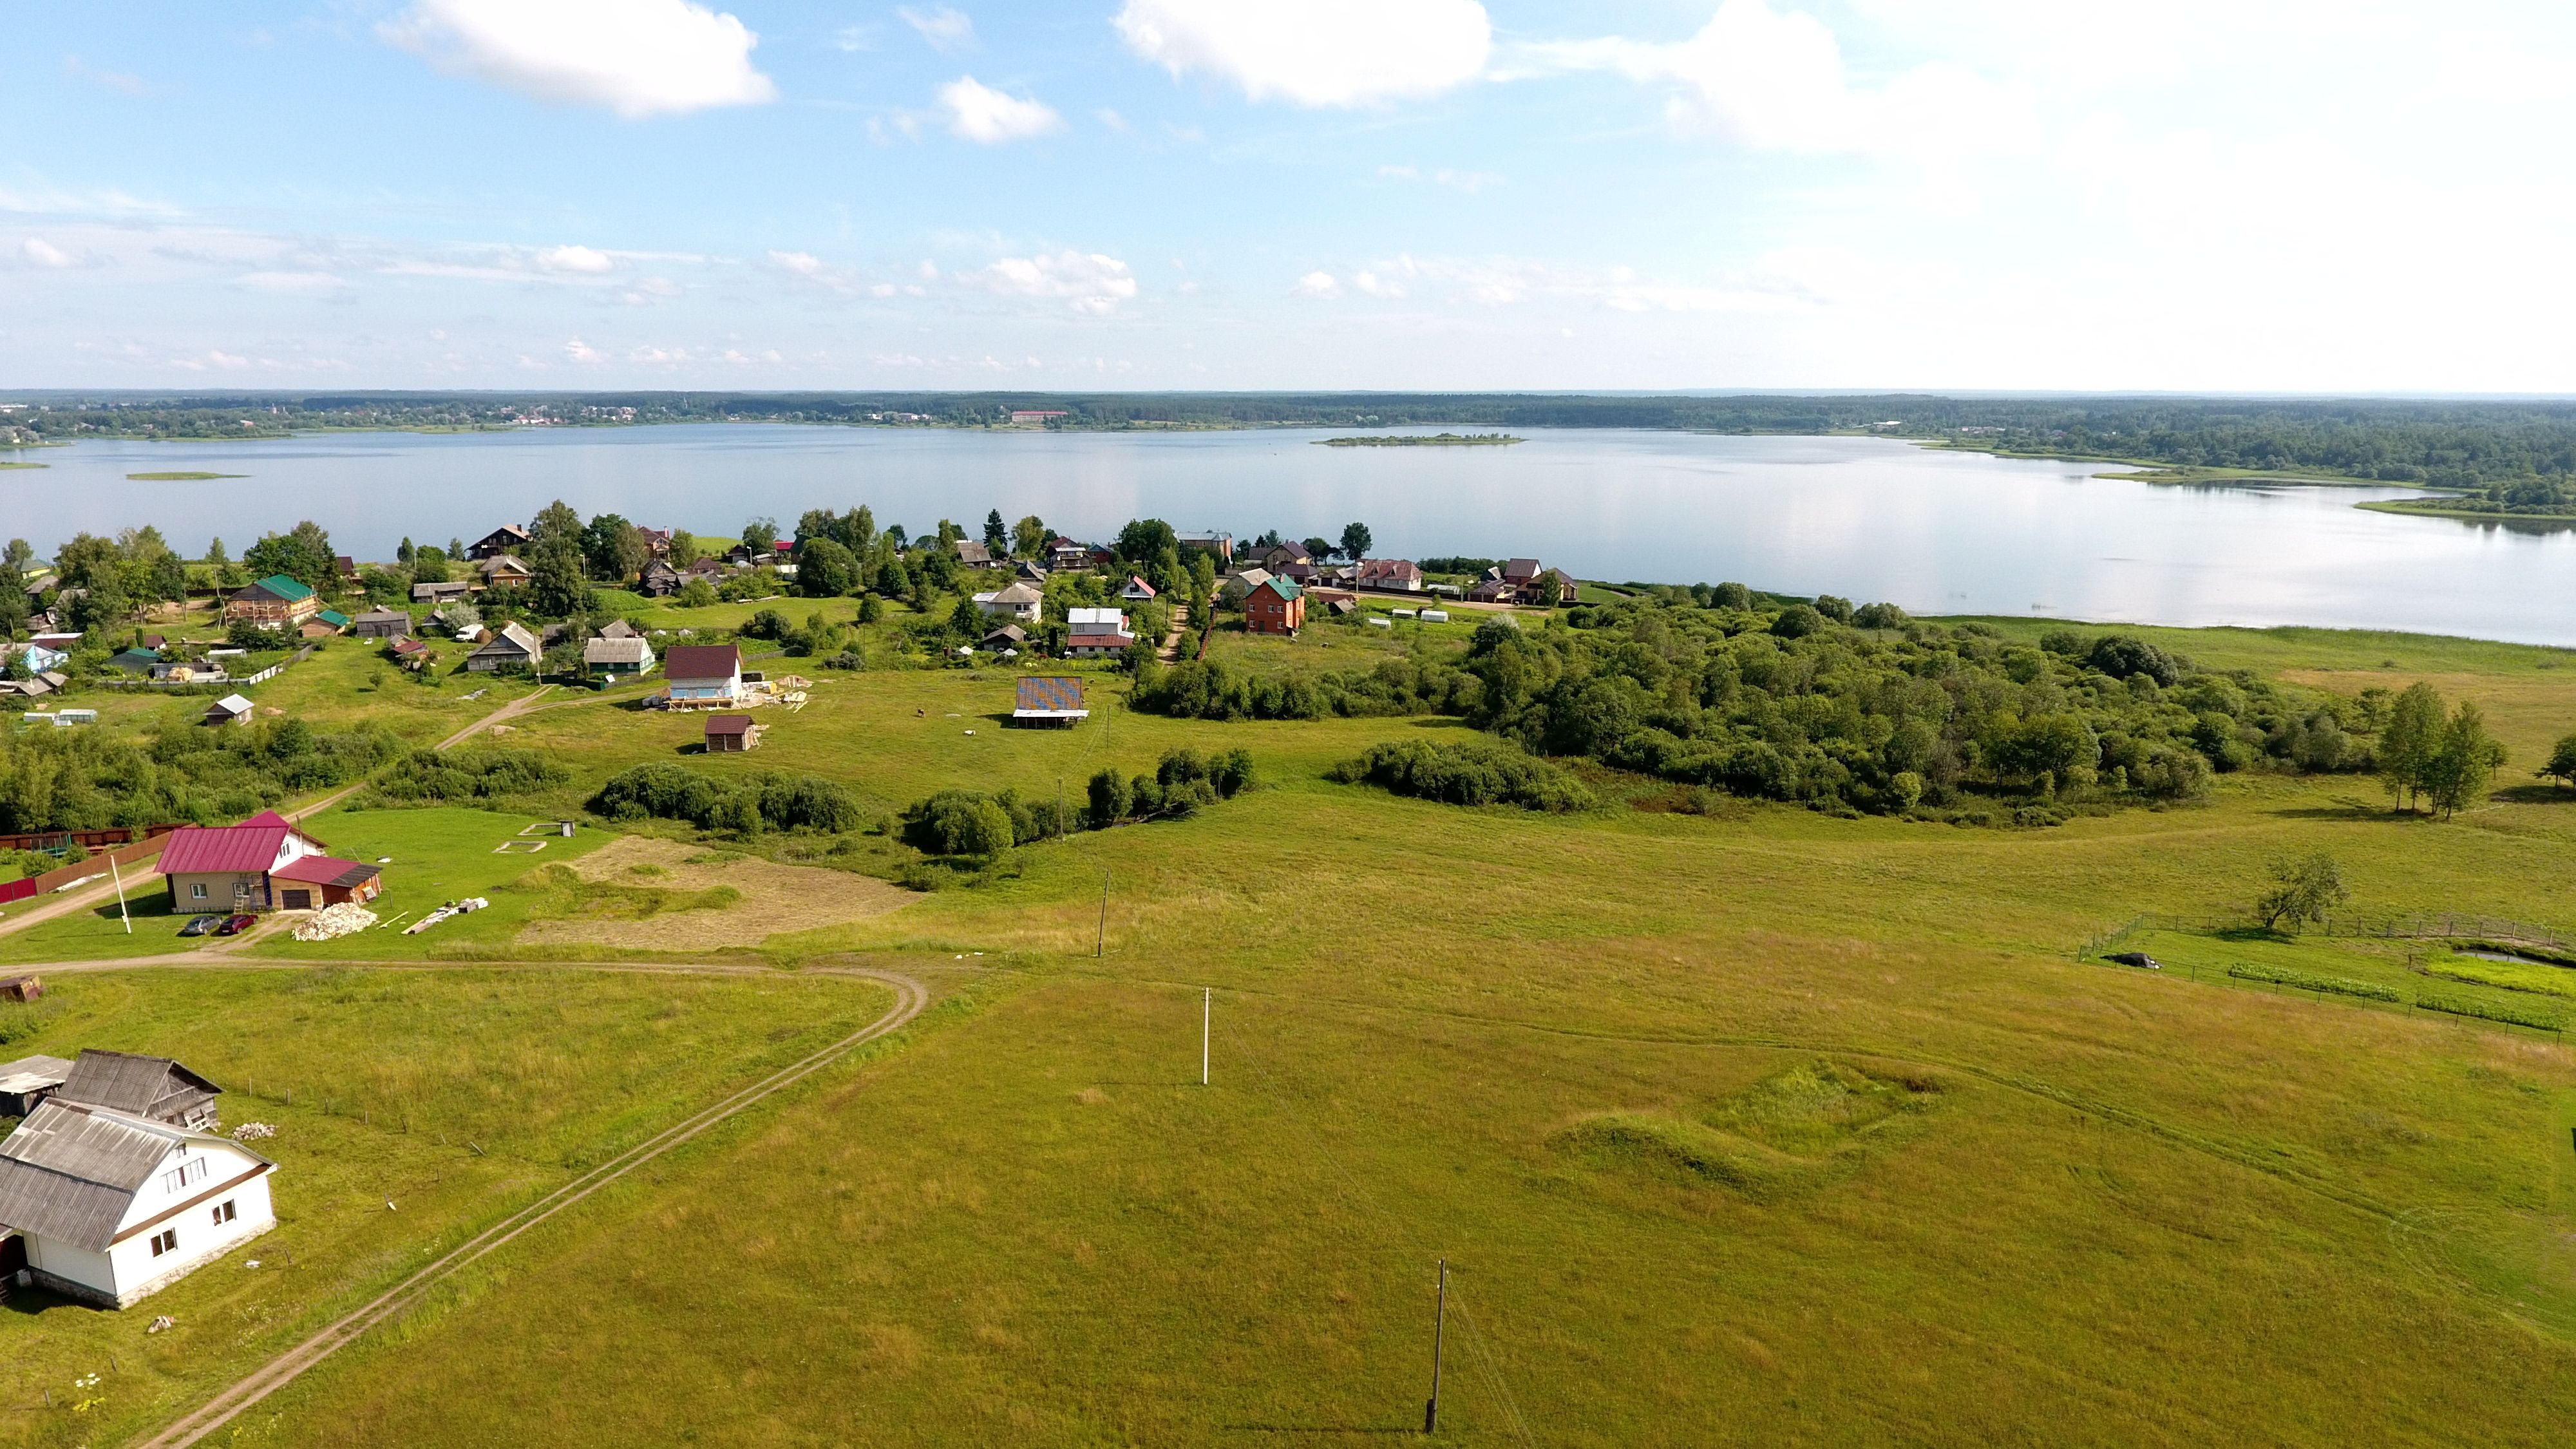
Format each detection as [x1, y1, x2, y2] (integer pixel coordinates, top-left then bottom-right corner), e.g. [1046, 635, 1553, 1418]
[281, 889, 313, 910]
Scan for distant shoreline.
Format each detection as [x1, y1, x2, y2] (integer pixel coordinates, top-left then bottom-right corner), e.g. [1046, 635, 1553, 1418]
[1316, 432, 1523, 448]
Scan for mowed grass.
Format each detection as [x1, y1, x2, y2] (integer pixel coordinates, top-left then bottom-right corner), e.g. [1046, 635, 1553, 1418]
[32, 618, 2576, 1444]
[0, 964, 896, 1449]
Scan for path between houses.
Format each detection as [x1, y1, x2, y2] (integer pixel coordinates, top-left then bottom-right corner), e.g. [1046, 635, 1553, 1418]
[1157, 601, 1189, 662]
[133, 962, 931, 1449]
[0, 687, 554, 944]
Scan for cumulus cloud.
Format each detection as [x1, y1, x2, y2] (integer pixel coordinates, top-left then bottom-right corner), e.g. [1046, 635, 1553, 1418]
[1115, 0, 1490, 108]
[382, 0, 777, 120]
[898, 5, 977, 53]
[1514, 0, 2018, 156]
[939, 76, 1063, 142]
[535, 243, 614, 273]
[565, 336, 604, 363]
[1294, 270, 1341, 298]
[22, 238, 75, 268]
[967, 251, 1138, 314]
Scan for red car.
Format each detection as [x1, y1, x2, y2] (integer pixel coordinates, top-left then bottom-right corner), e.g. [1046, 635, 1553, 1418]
[213, 914, 258, 937]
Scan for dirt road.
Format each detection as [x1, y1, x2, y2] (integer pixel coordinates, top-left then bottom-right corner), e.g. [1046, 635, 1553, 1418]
[135, 963, 929, 1448]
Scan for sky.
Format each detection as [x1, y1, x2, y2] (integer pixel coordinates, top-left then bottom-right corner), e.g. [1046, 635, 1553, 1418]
[8, 0, 2576, 393]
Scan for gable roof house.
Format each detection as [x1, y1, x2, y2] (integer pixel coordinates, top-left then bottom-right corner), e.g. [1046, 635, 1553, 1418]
[1065, 607, 1135, 658]
[467, 524, 531, 561]
[704, 714, 762, 752]
[410, 580, 471, 605]
[1047, 538, 1096, 571]
[0, 1095, 276, 1307]
[202, 694, 254, 728]
[464, 621, 542, 673]
[951, 539, 998, 569]
[980, 623, 1029, 654]
[661, 643, 743, 706]
[475, 554, 533, 589]
[332, 554, 359, 582]
[1176, 531, 1235, 566]
[299, 609, 351, 639]
[583, 635, 656, 679]
[222, 574, 319, 630]
[1356, 558, 1425, 592]
[638, 559, 683, 598]
[1244, 576, 1306, 636]
[1220, 567, 1274, 600]
[1121, 575, 1158, 601]
[157, 810, 381, 914]
[972, 580, 1044, 623]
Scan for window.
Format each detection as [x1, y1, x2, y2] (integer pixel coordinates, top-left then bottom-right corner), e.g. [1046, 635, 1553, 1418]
[149, 1228, 177, 1256]
[190, 882, 207, 900]
[160, 1157, 207, 1193]
[211, 1198, 236, 1226]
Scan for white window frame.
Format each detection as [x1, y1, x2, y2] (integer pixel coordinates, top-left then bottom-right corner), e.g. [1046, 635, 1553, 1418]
[191, 883, 207, 900]
[149, 1227, 177, 1256]
[211, 1198, 236, 1226]
[161, 1157, 207, 1194]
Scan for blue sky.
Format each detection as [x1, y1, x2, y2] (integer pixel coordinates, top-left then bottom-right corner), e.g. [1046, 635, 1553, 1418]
[8, 1, 2575, 392]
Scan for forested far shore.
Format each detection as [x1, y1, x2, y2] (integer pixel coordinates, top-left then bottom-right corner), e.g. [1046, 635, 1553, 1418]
[15, 391, 2576, 497]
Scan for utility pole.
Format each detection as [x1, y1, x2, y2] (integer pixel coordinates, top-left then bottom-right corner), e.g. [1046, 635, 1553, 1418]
[1056, 776, 1065, 842]
[109, 851, 131, 934]
[1202, 988, 1210, 1086]
[1425, 1258, 1447, 1434]
[1097, 868, 1110, 958]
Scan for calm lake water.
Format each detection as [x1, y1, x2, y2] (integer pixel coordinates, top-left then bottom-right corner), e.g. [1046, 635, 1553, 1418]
[4, 425, 2570, 645]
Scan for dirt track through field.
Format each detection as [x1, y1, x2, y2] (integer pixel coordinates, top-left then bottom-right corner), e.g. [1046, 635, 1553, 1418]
[515, 833, 911, 949]
[133, 965, 929, 1449]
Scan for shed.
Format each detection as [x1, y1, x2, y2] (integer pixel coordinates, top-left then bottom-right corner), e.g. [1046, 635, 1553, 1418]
[351, 609, 411, 639]
[1010, 676, 1088, 727]
[299, 609, 350, 639]
[203, 694, 254, 728]
[981, 624, 1030, 654]
[266, 855, 383, 910]
[0, 1054, 70, 1117]
[705, 714, 762, 752]
[55, 1050, 223, 1130]
[411, 580, 471, 605]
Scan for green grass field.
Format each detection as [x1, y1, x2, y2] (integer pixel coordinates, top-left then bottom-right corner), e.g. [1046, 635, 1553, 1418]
[7, 618, 2576, 1444]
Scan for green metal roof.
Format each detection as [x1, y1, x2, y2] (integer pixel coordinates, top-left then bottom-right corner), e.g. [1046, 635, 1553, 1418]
[314, 609, 350, 627]
[243, 573, 316, 603]
[1256, 576, 1303, 600]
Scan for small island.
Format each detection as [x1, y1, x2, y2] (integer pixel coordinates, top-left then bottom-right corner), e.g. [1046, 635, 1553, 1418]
[1316, 432, 1523, 448]
[126, 470, 248, 481]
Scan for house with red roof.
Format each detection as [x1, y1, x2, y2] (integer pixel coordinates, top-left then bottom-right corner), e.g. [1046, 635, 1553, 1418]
[156, 811, 383, 915]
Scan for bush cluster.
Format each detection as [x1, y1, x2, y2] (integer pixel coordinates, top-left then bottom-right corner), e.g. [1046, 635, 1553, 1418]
[902, 748, 1255, 859]
[589, 764, 864, 836]
[0, 716, 404, 831]
[366, 747, 569, 804]
[1328, 737, 1595, 812]
[1130, 655, 1476, 721]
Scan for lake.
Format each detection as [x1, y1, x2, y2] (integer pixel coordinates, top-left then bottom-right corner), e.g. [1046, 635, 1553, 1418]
[4, 425, 2570, 645]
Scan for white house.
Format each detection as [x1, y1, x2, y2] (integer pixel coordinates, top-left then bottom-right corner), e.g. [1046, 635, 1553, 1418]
[660, 643, 743, 706]
[1066, 607, 1136, 658]
[972, 581, 1044, 623]
[0, 1099, 275, 1308]
[1120, 575, 1157, 602]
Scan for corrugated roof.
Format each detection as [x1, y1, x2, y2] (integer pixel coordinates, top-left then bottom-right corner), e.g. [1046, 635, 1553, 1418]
[0, 1101, 273, 1251]
[665, 643, 741, 679]
[583, 636, 652, 665]
[1015, 677, 1086, 713]
[270, 855, 379, 888]
[313, 609, 350, 627]
[159, 823, 287, 876]
[705, 714, 755, 735]
[207, 694, 254, 717]
[473, 621, 540, 658]
[0, 1055, 72, 1094]
[1067, 607, 1126, 629]
[238, 574, 316, 603]
[57, 1050, 221, 1119]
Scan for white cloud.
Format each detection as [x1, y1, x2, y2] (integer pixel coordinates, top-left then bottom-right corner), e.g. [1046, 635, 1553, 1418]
[1097, 107, 1132, 133]
[1354, 270, 1405, 298]
[1515, 0, 2020, 156]
[536, 243, 614, 273]
[939, 76, 1063, 142]
[22, 238, 75, 268]
[832, 24, 876, 52]
[967, 251, 1138, 314]
[1294, 270, 1341, 298]
[565, 337, 603, 363]
[898, 5, 977, 53]
[382, 0, 777, 120]
[1115, 0, 1490, 108]
[630, 344, 687, 363]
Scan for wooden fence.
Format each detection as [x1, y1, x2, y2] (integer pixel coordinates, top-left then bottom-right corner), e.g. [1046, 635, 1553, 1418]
[0, 832, 173, 907]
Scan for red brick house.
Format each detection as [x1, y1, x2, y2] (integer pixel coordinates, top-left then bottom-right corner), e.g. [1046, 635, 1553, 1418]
[1244, 576, 1305, 636]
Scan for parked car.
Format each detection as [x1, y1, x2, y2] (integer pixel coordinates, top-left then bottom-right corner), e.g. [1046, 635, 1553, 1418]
[214, 914, 257, 937]
[178, 914, 223, 937]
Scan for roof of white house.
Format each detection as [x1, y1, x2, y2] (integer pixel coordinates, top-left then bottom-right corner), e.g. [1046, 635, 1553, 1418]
[209, 694, 254, 717]
[0, 1100, 271, 1252]
[1066, 607, 1126, 629]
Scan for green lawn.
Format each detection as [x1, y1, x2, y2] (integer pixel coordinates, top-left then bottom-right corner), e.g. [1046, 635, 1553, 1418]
[15, 616, 2576, 1445]
[238, 806, 614, 961]
[0, 964, 897, 1449]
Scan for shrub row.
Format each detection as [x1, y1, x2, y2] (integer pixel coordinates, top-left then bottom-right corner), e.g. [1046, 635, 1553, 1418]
[2412, 990, 2566, 1031]
[2224, 963, 2403, 1003]
[1131, 656, 1473, 721]
[1328, 738, 1595, 812]
[589, 763, 865, 836]
[904, 748, 1255, 858]
[368, 746, 569, 804]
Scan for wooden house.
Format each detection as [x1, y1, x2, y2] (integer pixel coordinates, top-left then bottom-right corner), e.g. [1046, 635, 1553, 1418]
[467, 524, 530, 561]
[298, 609, 350, 639]
[583, 635, 656, 679]
[476, 554, 533, 589]
[351, 609, 411, 640]
[464, 621, 541, 672]
[638, 560, 682, 597]
[221, 575, 319, 630]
